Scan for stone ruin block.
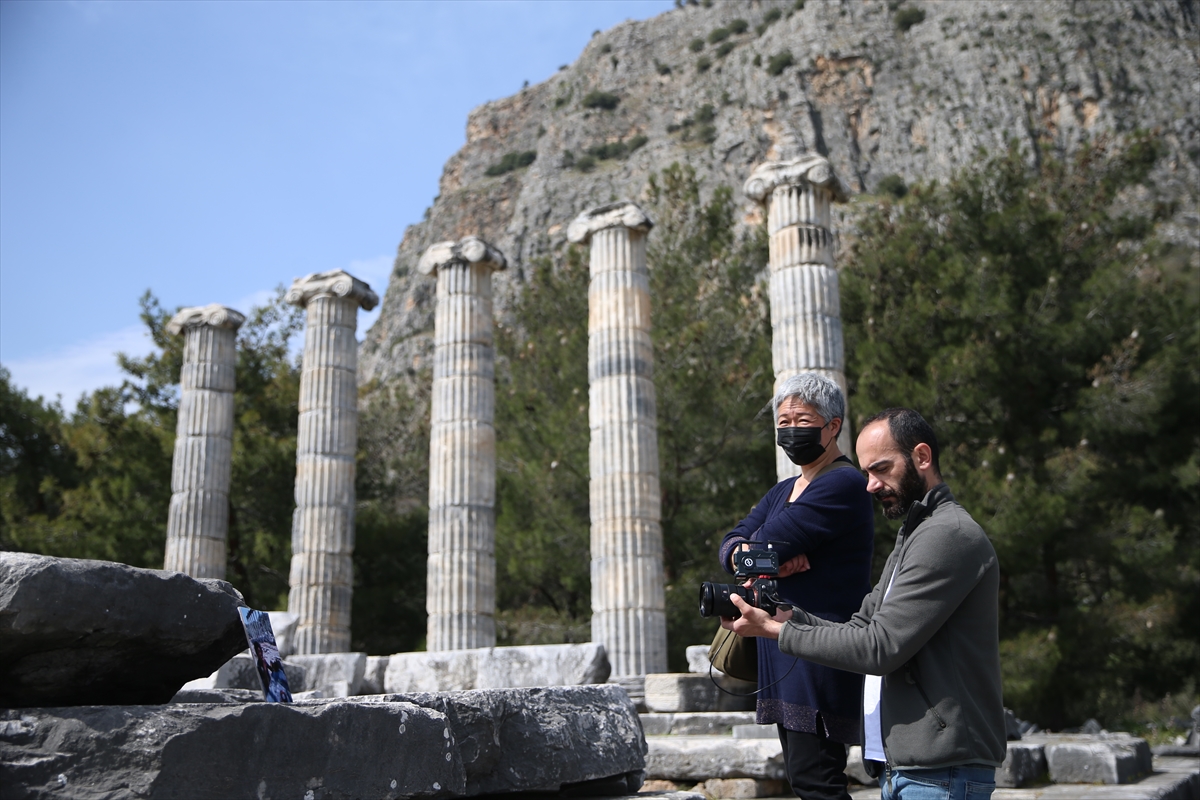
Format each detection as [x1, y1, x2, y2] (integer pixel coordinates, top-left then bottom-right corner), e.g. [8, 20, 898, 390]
[287, 652, 367, 697]
[640, 711, 755, 736]
[997, 741, 1048, 788]
[696, 777, 786, 798]
[644, 736, 786, 782]
[1, 697, 460, 799]
[644, 674, 755, 713]
[383, 642, 609, 693]
[1039, 733, 1153, 784]
[0, 553, 247, 708]
[0, 686, 646, 799]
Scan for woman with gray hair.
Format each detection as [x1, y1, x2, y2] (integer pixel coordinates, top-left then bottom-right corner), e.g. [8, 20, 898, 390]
[718, 372, 874, 800]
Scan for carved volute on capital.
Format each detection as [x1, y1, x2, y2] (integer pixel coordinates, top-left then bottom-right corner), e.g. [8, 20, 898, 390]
[286, 270, 379, 311]
[166, 304, 246, 336]
[417, 236, 507, 277]
[566, 201, 654, 244]
[743, 156, 850, 204]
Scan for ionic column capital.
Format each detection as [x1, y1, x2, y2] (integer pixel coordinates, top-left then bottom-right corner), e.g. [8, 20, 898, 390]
[567, 201, 653, 244]
[743, 156, 850, 204]
[286, 270, 379, 311]
[166, 304, 245, 336]
[417, 236, 507, 277]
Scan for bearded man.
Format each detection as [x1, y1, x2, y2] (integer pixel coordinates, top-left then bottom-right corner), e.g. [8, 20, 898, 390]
[722, 407, 1006, 800]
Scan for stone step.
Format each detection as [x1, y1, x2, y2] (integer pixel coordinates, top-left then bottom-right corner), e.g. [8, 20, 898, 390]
[646, 735, 786, 782]
[641, 711, 757, 736]
[645, 673, 756, 713]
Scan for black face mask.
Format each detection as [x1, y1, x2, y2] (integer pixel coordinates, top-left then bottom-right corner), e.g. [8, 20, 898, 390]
[777, 424, 828, 466]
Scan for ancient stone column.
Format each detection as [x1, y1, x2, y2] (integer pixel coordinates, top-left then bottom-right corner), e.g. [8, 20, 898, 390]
[419, 237, 506, 652]
[163, 304, 245, 580]
[286, 270, 378, 655]
[568, 202, 667, 677]
[744, 157, 851, 480]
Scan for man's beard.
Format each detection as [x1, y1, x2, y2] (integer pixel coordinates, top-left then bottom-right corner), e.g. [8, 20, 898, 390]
[875, 456, 929, 520]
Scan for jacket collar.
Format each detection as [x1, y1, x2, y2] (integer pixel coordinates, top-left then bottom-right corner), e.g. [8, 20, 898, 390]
[901, 482, 954, 535]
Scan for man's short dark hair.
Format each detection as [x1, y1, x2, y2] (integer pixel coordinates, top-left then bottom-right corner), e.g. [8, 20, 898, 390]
[862, 407, 941, 475]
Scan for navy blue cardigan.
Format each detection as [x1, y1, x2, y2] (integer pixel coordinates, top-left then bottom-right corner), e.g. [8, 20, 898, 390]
[718, 465, 874, 742]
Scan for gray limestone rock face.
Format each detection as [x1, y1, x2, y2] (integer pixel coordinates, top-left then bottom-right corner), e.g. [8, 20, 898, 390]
[210, 653, 309, 694]
[373, 685, 646, 796]
[0, 553, 247, 708]
[997, 741, 1048, 788]
[1034, 732, 1153, 784]
[358, 0, 1199, 398]
[644, 673, 754, 713]
[644, 736, 786, 782]
[383, 641, 610, 693]
[0, 699, 461, 800]
[286, 652, 367, 697]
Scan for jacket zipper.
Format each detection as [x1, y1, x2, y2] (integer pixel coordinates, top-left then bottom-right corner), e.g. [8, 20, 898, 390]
[910, 670, 948, 729]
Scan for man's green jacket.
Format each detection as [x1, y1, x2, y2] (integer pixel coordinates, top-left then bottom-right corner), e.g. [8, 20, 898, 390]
[778, 483, 1006, 769]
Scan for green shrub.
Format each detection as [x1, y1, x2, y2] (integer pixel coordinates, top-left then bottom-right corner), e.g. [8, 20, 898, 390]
[708, 27, 730, 44]
[696, 56, 712, 73]
[767, 50, 794, 75]
[793, 0, 806, 9]
[627, 134, 649, 153]
[575, 154, 597, 172]
[689, 38, 704, 52]
[696, 124, 717, 144]
[581, 90, 620, 110]
[694, 104, 716, 124]
[876, 174, 908, 198]
[586, 142, 627, 160]
[715, 41, 735, 58]
[729, 18, 749, 34]
[895, 6, 926, 31]
[655, 60, 672, 75]
[599, 43, 612, 54]
[752, 53, 762, 67]
[485, 150, 537, 177]
[561, 150, 575, 168]
[763, 7, 782, 24]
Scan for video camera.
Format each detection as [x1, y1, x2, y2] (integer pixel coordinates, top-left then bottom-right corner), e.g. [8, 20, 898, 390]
[698, 544, 792, 619]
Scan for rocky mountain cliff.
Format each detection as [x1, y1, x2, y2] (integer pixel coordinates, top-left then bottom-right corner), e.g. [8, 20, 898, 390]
[359, 0, 1198, 388]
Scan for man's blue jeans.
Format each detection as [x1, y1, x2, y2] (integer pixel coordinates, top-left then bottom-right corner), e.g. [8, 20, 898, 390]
[880, 765, 996, 800]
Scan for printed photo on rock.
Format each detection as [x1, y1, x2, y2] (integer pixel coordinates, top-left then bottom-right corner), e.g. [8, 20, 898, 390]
[238, 607, 293, 703]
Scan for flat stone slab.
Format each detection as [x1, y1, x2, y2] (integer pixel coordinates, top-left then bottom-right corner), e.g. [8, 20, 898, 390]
[287, 652, 366, 697]
[1000, 741, 1049, 788]
[1031, 733, 1153, 785]
[384, 642, 610, 693]
[644, 674, 755, 714]
[0, 685, 646, 799]
[0, 697, 459, 799]
[376, 685, 645, 796]
[0, 553, 247, 708]
[640, 712, 756, 736]
[645, 735, 786, 782]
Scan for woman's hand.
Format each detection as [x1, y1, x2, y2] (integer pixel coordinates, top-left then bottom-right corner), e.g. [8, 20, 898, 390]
[719, 594, 793, 640]
[778, 553, 810, 577]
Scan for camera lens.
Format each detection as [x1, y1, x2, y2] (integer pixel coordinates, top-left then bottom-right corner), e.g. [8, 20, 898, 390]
[698, 582, 747, 618]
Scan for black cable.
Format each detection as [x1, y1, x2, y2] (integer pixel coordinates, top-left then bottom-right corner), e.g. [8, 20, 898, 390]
[707, 625, 799, 697]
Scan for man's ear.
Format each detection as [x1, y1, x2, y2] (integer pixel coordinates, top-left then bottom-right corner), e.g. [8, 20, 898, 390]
[829, 417, 842, 438]
[912, 442, 934, 472]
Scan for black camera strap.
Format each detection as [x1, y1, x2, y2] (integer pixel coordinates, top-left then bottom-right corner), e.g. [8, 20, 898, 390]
[707, 628, 799, 697]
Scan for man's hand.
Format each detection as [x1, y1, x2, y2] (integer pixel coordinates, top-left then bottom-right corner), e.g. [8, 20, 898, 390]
[778, 553, 810, 577]
[719, 594, 793, 640]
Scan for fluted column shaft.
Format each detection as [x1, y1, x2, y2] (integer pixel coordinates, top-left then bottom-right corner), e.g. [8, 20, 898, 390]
[579, 214, 667, 677]
[426, 262, 498, 651]
[761, 176, 850, 479]
[286, 270, 377, 655]
[164, 307, 242, 579]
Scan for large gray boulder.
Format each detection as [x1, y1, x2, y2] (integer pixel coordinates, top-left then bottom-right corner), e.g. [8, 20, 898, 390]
[383, 642, 610, 693]
[0, 698, 459, 799]
[1034, 733, 1153, 784]
[0, 686, 646, 799]
[378, 685, 646, 796]
[0, 553, 247, 708]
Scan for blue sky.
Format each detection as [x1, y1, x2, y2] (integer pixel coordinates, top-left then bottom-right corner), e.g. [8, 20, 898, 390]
[0, 0, 672, 406]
